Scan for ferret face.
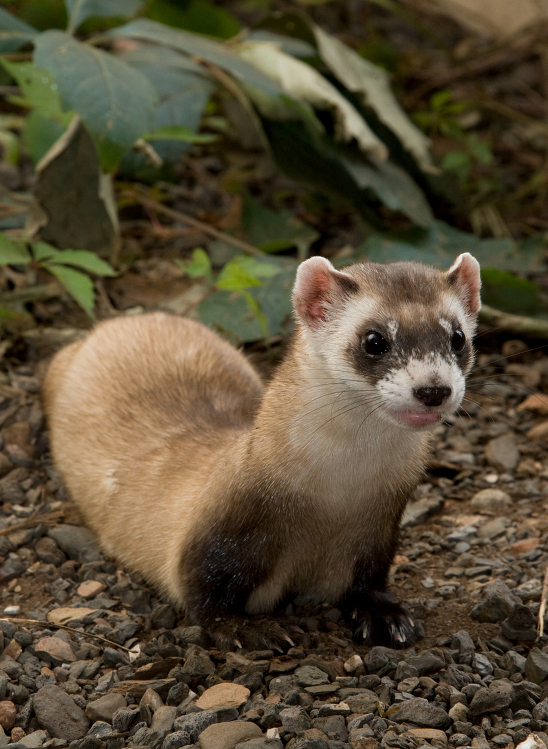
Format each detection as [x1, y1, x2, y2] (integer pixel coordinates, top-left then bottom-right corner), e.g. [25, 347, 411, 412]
[293, 253, 481, 432]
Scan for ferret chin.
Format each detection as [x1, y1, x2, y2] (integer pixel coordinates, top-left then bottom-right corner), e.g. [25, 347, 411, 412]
[43, 252, 481, 650]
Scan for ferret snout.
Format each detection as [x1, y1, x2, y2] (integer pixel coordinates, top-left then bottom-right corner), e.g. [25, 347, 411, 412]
[413, 386, 452, 408]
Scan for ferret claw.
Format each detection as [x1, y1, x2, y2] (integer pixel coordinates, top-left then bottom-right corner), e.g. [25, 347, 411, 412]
[234, 638, 243, 649]
[283, 633, 295, 647]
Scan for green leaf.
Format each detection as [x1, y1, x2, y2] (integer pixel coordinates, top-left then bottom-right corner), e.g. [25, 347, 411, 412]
[0, 60, 71, 121]
[144, 125, 216, 143]
[234, 255, 281, 279]
[242, 290, 268, 339]
[480, 269, 540, 316]
[0, 234, 31, 265]
[44, 261, 96, 317]
[241, 194, 319, 253]
[146, 0, 240, 40]
[109, 19, 287, 99]
[34, 30, 157, 171]
[65, 0, 143, 34]
[177, 248, 213, 280]
[195, 257, 297, 342]
[0, 128, 19, 165]
[216, 258, 263, 291]
[33, 242, 116, 275]
[23, 110, 68, 164]
[0, 8, 37, 53]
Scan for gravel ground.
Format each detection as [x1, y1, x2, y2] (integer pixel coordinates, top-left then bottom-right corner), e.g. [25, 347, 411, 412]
[1, 340, 548, 749]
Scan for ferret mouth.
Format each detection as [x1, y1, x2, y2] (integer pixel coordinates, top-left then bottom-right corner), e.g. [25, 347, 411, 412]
[387, 409, 442, 429]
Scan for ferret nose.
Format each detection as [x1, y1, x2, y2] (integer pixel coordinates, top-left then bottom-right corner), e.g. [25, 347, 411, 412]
[413, 386, 451, 408]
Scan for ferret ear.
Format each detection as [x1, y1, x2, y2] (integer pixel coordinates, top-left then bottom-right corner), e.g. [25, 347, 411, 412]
[446, 252, 481, 317]
[293, 257, 359, 328]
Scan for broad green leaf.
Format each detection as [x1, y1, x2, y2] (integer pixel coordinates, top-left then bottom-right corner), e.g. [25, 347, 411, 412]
[33, 242, 116, 275]
[146, 0, 240, 40]
[109, 19, 287, 99]
[0, 235, 31, 265]
[65, 0, 143, 34]
[481, 269, 540, 316]
[144, 125, 216, 143]
[0, 61, 70, 121]
[34, 30, 157, 171]
[242, 193, 319, 253]
[234, 255, 281, 279]
[0, 8, 37, 53]
[216, 258, 263, 291]
[119, 46, 214, 140]
[177, 248, 213, 280]
[236, 40, 387, 160]
[340, 154, 432, 227]
[44, 262, 96, 317]
[245, 30, 316, 58]
[23, 110, 68, 164]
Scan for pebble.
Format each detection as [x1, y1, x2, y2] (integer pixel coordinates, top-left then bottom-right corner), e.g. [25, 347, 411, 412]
[468, 687, 512, 716]
[401, 495, 444, 527]
[195, 683, 250, 710]
[471, 581, 518, 623]
[470, 488, 512, 512]
[390, 697, 451, 728]
[0, 701, 16, 731]
[34, 636, 75, 665]
[199, 722, 262, 749]
[77, 580, 107, 599]
[485, 435, 520, 472]
[47, 525, 101, 561]
[478, 516, 510, 539]
[85, 693, 127, 723]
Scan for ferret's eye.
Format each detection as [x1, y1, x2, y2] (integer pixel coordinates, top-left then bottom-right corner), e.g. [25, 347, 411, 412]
[363, 331, 389, 356]
[451, 328, 466, 352]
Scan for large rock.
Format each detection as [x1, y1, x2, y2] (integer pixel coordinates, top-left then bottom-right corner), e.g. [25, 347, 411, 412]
[390, 698, 451, 729]
[33, 685, 89, 740]
[34, 637, 75, 666]
[199, 722, 262, 749]
[0, 701, 16, 731]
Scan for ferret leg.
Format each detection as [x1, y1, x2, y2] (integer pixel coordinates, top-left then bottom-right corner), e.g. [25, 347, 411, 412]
[340, 539, 419, 648]
[182, 515, 292, 651]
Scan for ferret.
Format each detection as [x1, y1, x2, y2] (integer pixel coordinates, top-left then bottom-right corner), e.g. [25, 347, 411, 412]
[43, 253, 481, 649]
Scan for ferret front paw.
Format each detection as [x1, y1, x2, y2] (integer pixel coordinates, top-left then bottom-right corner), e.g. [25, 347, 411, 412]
[207, 616, 296, 652]
[350, 592, 419, 648]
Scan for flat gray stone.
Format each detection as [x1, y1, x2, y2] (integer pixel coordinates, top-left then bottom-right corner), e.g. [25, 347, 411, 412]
[525, 648, 548, 685]
[34, 637, 75, 666]
[151, 706, 177, 734]
[401, 495, 443, 527]
[470, 489, 512, 513]
[33, 685, 89, 741]
[18, 731, 48, 748]
[471, 581, 518, 623]
[469, 687, 512, 716]
[478, 516, 510, 540]
[295, 666, 329, 687]
[47, 525, 100, 561]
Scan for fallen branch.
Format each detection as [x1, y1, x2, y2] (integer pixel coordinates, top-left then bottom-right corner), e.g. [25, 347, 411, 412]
[0, 511, 64, 536]
[125, 190, 265, 258]
[479, 304, 548, 339]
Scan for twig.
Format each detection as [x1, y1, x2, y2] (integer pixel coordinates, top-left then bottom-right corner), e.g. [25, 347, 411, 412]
[124, 190, 265, 257]
[0, 618, 132, 653]
[0, 282, 63, 306]
[538, 565, 548, 638]
[479, 305, 548, 339]
[0, 511, 64, 537]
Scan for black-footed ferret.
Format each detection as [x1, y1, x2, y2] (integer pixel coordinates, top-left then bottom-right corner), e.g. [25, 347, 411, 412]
[43, 253, 481, 649]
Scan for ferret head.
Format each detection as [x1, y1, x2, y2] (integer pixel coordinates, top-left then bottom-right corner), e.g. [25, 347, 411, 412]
[292, 254, 481, 430]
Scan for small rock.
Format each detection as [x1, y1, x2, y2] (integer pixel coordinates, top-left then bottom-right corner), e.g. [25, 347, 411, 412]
[468, 687, 512, 716]
[501, 604, 537, 642]
[77, 580, 107, 600]
[525, 649, 548, 685]
[180, 646, 215, 679]
[151, 604, 178, 630]
[33, 685, 90, 740]
[406, 651, 445, 676]
[18, 730, 48, 748]
[344, 655, 363, 674]
[280, 707, 312, 733]
[406, 728, 447, 745]
[485, 435, 519, 472]
[195, 683, 250, 711]
[512, 538, 540, 554]
[47, 525, 100, 562]
[173, 711, 218, 742]
[532, 699, 548, 721]
[0, 701, 16, 731]
[471, 581, 518, 623]
[151, 705, 177, 734]
[401, 495, 444, 527]
[235, 738, 283, 749]
[34, 637, 75, 665]
[295, 666, 329, 687]
[527, 422, 548, 442]
[199, 722, 262, 749]
[85, 693, 127, 723]
[34, 537, 65, 567]
[47, 608, 95, 625]
[390, 698, 451, 728]
[449, 703, 469, 721]
[478, 516, 510, 539]
[162, 731, 192, 749]
[470, 489, 512, 513]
